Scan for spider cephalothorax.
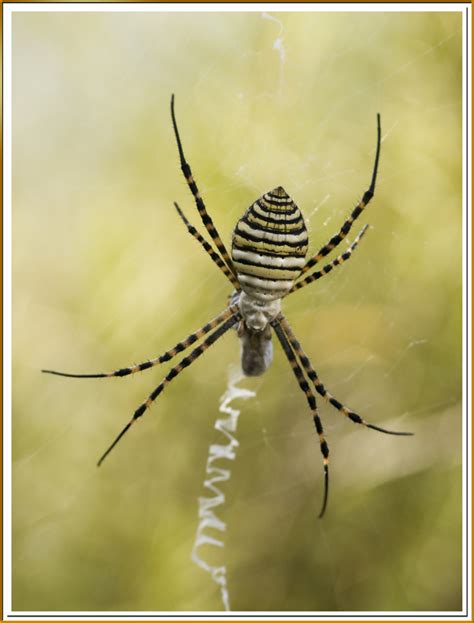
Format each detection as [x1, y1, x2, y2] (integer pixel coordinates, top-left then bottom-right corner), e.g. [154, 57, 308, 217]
[43, 95, 412, 517]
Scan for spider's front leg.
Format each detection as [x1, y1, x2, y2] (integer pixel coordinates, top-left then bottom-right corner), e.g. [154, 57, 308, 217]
[97, 310, 242, 466]
[271, 315, 329, 517]
[42, 305, 238, 379]
[279, 315, 413, 437]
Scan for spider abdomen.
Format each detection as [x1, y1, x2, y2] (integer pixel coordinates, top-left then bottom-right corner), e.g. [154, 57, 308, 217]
[232, 186, 308, 302]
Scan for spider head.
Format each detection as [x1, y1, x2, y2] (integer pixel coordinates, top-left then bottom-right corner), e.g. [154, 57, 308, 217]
[238, 292, 281, 331]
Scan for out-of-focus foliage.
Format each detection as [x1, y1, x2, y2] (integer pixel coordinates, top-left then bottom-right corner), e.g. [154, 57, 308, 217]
[12, 9, 463, 612]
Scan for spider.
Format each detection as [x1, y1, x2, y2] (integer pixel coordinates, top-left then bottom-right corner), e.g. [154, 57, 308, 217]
[43, 95, 412, 517]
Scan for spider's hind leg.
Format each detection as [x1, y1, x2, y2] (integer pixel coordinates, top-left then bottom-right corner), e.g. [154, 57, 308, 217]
[170, 95, 236, 278]
[299, 113, 381, 277]
[174, 202, 240, 289]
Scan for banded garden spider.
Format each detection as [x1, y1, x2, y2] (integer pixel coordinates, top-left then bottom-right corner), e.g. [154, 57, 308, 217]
[43, 95, 412, 517]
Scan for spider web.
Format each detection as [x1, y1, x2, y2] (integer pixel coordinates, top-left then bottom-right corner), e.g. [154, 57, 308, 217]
[9, 5, 465, 615]
[189, 9, 464, 612]
[190, 15, 288, 610]
[191, 366, 255, 611]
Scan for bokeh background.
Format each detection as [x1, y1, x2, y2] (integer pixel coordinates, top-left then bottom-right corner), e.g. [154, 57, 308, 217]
[11, 8, 464, 613]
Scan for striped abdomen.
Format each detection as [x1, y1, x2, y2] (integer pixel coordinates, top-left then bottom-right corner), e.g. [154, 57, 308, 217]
[232, 187, 308, 302]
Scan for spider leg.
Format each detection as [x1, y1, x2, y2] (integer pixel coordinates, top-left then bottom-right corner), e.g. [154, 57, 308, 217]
[171, 94, 236, 277]
[97, 311, 241, 466]
[174, 202, 241, 289]
[272, 317, 329, 518]
[288, 224, 368, 294]
[278, 315, 413, 436]
[300, 114, 381, 276]
[42, 305, 239, 379]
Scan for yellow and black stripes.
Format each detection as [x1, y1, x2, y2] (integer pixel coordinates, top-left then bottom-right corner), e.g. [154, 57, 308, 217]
[298, 114, 381, 279]
[232, 187, 308, 301]
[289, 224, 369, 294]
[42, 305, 239, 380]
[279, 316, 413, 437]
[174, 202, 241, 289]
[97, 311, 241, 466]
[171, 95, 236, 278]
[42, 104, 411, 519]
[272, 319, 329, 518]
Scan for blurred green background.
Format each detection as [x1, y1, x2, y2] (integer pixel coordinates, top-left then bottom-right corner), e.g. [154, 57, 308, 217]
[12, 9, 463, 613]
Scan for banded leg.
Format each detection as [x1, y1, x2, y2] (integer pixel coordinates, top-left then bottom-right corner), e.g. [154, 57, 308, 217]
[279, 315, 413, 437]
[299, 114, 381, 277]
[97, 312, 241, 466]
[174, 202, 240, 289]
[42, 305, 238, 379]
[170, 95, 236, 277]
[288, 225, 368, 294]
[272, 319, 329, 518]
